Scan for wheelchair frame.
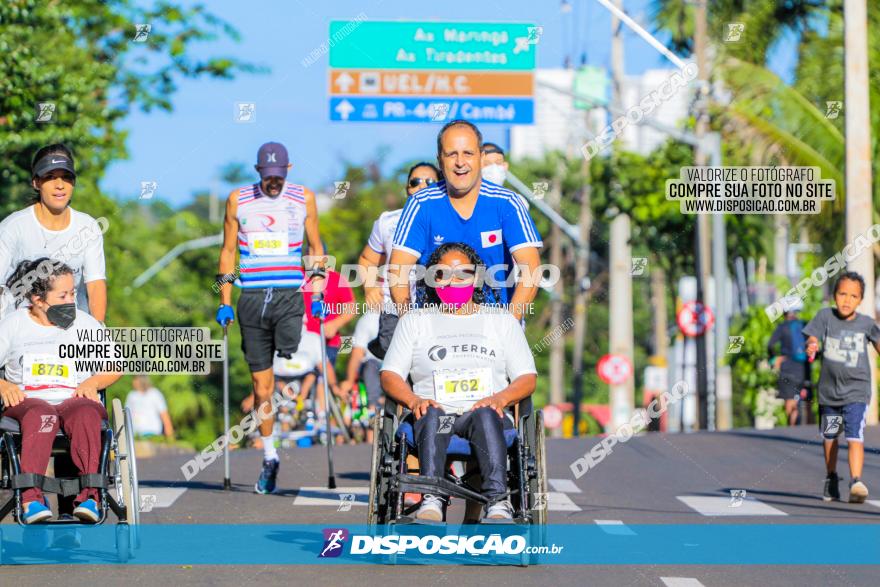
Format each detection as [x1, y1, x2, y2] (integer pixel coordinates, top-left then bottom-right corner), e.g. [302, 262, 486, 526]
[0, 394, 140, 562]
[367, 395, 547, 528]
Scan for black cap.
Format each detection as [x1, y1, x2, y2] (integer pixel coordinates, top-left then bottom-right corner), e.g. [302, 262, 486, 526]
[256, 142, 289, 179]
[33, 153, 76, 178]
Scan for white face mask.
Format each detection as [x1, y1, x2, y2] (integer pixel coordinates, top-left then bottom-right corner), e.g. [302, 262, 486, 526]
[481, 164, 507, 186]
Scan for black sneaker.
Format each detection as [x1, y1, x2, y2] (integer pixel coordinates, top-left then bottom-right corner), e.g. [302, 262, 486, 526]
[255, 458, 280, 494]
[823, 472, 840, 502]
[849, 478, 869, 504]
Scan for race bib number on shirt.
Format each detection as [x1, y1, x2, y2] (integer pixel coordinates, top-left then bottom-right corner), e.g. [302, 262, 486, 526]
[433, 367, 493, 403]
[22, 354, 77, 389]
[248, 231, 289, 256]
[281, 356, 310, 373]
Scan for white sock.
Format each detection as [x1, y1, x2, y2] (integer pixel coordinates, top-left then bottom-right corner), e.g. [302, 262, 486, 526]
[262, 435, 278, 461]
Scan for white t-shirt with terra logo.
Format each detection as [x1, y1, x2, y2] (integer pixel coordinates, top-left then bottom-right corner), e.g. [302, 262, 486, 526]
[381, 307, 536, 414]
[0, 308, 106, 405]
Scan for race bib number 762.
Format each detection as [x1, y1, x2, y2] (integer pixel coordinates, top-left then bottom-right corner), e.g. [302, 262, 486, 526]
[433, 367, 493, 403]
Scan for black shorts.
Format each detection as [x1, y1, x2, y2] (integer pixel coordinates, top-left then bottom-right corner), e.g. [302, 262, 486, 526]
[237, 288, 304, 372]
[359, 358, 382, 406]
[776, 370, 807, 400]
[366, 311, 399, 360]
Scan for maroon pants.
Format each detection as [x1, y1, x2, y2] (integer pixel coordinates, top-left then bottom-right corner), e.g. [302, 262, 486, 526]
[4, 397, 107, 504]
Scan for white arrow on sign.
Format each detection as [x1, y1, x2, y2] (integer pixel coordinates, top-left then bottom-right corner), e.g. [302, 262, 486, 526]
[335, 99, 355, 121]
[335, 72, 355, 93]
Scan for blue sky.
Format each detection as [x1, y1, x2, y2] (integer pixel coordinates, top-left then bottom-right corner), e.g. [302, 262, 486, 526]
[101, 0, 799, 206]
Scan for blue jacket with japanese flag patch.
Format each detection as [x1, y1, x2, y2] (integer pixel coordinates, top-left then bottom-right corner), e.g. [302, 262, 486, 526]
[392, 179, 542, 304]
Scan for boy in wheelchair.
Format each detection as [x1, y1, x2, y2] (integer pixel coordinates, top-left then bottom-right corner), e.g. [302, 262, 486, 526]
[379, 243, 536, 522]
[0, 259, 121, 523]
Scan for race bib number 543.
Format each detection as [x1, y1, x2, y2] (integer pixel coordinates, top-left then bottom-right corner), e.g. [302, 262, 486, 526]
[248, 231, 289, 256]
[433, 367, 493, 403]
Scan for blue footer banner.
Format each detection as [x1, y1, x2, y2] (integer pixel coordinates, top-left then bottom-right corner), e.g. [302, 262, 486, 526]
[2, 524, 880, 565]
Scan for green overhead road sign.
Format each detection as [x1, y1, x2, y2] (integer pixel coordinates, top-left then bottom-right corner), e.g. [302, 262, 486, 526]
[329, 20, 539, 70]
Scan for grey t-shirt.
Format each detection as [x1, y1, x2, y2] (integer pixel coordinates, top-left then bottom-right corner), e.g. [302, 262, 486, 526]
[803, 307, 880, 406]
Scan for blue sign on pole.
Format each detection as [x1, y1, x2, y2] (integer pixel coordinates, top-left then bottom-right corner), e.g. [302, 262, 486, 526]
[329, 97, 533, 124]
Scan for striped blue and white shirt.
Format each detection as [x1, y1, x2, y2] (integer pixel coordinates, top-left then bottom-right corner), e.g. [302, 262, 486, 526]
[235, 182, 307, 289]
[392, 179, 542, 304]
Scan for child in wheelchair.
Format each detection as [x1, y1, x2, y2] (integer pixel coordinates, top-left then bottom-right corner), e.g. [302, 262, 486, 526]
[0, 259, 121, 523]
[379, 243, 536, 522]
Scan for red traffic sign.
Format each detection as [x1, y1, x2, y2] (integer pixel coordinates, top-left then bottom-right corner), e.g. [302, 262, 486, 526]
[677, 301, 715, 337]
[597, 354, 633, 385]
[543, 404, 563, 429]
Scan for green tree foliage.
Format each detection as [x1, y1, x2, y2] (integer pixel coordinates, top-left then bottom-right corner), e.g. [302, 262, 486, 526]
[0, 0, 258, 448]
[0, 0, 260, 216]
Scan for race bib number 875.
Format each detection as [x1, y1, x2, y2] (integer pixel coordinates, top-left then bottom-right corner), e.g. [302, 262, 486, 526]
[433, 367, 493, 403]
[22, 354, 76, 389]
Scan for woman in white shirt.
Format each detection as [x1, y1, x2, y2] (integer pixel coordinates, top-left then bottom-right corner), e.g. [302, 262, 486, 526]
[0, 259, 121, 524]
[380, 243, 537, 522]
[0, 144, 107, 321]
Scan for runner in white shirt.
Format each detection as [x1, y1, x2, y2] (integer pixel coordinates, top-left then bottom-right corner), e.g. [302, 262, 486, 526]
[0, 259, 121, 524]
[125, 376, 174, 438]
[380, 242, 536, 522]
[0, 144, 107, 321]
[357, 162, 440, 359]
[339, 312, 381, 403]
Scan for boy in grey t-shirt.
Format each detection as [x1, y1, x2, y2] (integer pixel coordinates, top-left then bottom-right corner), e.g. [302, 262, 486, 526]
[804, 272, 880, 504]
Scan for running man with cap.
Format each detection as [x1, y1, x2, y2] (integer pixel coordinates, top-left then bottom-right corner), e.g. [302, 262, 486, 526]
[387, 120, 542, 320]
[215, 141, 326, 494]
[0, 144, 107, 322]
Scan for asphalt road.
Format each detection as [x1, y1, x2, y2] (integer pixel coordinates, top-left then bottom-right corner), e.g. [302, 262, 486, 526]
[2, 424, 879, 586]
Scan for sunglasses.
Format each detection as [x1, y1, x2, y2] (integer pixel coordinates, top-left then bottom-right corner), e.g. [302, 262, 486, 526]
[408, 177, 437, 189]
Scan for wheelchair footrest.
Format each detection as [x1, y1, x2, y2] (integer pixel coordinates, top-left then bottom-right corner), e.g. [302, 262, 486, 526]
[11, 473, 107, 497]
[396, 474, 488, 504]
[392, 516, 446, 527]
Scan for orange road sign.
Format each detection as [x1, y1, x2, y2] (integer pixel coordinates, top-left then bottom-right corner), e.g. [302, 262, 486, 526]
[329, 70, 533, 97]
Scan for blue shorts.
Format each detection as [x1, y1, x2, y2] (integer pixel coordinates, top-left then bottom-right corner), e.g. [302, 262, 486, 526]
[819, 403, 867, 442]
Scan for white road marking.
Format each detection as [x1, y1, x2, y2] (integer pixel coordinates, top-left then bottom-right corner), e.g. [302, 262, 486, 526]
[661, 578, 706, 587]
[866, 500, 880, 509]
[547, 491, 581, 511]
[677, 495, 787, 517]
[140, 487, 187, 509]
[594, 519, 636, 535]
[293, 486, 369, 507]
[549, 479, 582, 493]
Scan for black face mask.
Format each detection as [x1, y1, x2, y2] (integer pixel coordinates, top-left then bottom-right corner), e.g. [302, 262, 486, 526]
[46, 303, 76, 330]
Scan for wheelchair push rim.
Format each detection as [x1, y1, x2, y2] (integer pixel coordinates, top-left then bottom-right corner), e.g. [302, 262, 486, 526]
[112, 398, 140, 529]
[367, 416, 381, 526]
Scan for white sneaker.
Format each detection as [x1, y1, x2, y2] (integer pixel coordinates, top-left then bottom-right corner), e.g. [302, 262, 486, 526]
[484, 498, 514, 520]
[415, 494, 444, 522]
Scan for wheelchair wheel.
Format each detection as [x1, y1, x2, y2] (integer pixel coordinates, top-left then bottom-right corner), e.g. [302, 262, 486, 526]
[367, 414, 382, 526]
[529, 410, 548, 565]
[112, 399, 140, 536]
[533, 410, 548, 525]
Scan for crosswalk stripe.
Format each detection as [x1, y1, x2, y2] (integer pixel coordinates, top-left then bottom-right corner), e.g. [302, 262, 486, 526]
[549, 479, 581, 493]
[547, 491, 581, 511]
[140, 487, 187, 510]
[293, 487, 369, 507]
[661, 578, 706, 587]
[677, 495, 787, 517]
[594, 520, 636, 535]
